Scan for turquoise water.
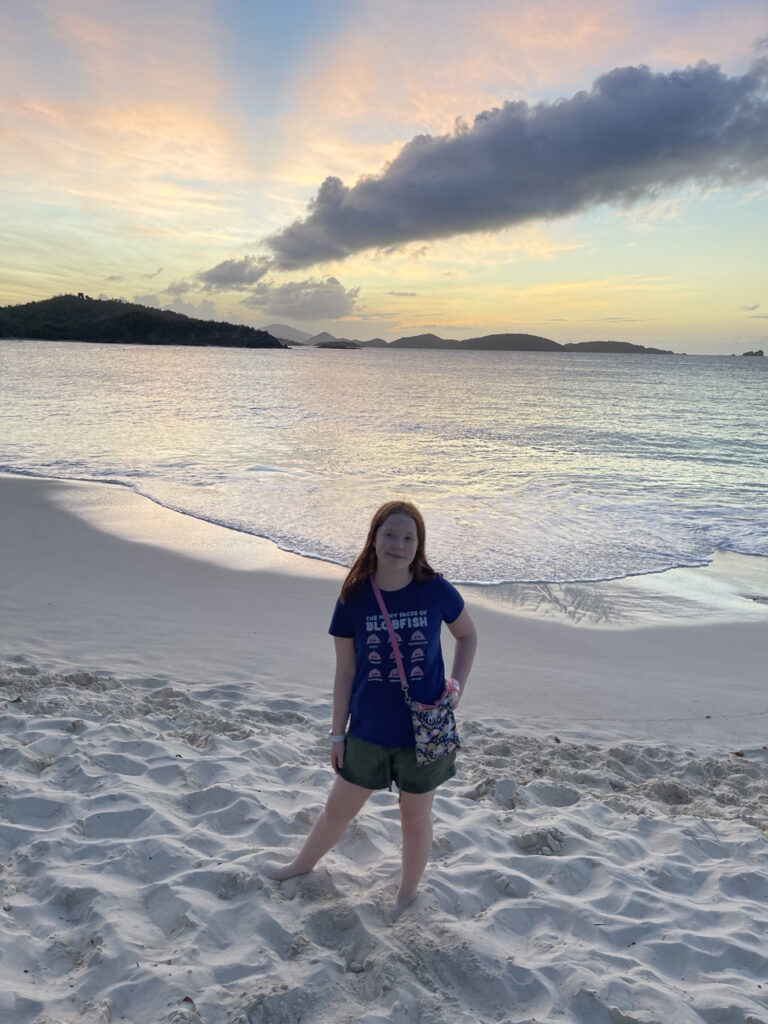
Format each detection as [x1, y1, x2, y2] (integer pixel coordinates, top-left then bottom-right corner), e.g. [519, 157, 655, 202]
[2, 340, 766, 584]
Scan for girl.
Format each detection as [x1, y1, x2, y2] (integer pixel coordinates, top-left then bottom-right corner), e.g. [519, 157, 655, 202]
[270, 501, 477, 920]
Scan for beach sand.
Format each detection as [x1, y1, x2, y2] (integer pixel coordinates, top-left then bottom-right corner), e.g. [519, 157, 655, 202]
[1, 475, 766, 1024]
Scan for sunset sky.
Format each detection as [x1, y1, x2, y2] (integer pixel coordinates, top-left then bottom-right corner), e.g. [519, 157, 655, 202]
[2, 0, 767, 353]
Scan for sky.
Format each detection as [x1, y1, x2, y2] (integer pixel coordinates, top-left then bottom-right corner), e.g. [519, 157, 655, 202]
[2, 0, 767, 353]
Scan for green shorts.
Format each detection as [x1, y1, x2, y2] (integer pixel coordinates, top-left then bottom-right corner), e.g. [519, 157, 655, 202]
[339, 733, 457, 795]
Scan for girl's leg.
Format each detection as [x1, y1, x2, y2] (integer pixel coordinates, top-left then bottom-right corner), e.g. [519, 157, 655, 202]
[393, 788, 436, 919]
[268, 776, 374, 880]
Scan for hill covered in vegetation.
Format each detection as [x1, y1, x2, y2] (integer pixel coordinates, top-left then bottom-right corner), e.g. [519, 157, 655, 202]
[1, 295, 675, 354]
[0, 295, 284, 348]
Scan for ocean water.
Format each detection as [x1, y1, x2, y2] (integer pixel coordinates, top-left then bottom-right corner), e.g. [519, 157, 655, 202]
[2, 340, 767, 585]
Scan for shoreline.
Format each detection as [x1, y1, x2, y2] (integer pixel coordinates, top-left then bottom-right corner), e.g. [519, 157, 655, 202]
[2, 472, 767, 1024]
[2, 472, 766, 749]
[4, 468, 768, 629]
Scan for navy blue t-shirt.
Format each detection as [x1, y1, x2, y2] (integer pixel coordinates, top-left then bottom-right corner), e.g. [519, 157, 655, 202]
[329, 575, 464, 747]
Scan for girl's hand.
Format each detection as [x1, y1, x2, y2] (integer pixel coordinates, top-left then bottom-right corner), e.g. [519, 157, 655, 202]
[331, 739, 345, 772]
[446, 677, 462, 708]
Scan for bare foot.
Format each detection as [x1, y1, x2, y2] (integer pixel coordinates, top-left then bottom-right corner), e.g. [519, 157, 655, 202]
[267, 861, 313, 881]
[390, 892, 416, 923]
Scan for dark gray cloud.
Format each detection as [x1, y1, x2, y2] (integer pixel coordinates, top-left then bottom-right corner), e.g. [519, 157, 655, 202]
[133, 293, 218, 319]
[241, 276, 360, 320]
[165, 296, 219, 318]
[133, 292, 161, 307]
[164, 279, 193, 297]
[389, 291, 418, 297]
[198, 255, 272, 289]
[740, 303, 760, 311]
[144, 267, 163, 280]
[266, 61, 768, 269]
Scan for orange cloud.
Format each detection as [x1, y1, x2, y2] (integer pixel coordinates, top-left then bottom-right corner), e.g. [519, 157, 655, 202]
[0, 0, 253, 239]
[277, 0, 766, 183]
[44, 0, 223, 105]
[1, 95, 248, 222]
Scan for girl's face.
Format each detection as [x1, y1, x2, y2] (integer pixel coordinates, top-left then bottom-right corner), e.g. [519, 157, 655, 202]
[374, 513, 419, 574]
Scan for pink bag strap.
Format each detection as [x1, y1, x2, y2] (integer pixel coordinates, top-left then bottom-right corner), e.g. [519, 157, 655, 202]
[370, 575, 413, 706]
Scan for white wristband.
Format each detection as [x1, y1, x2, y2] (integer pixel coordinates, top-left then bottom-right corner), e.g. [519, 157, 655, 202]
[329, 732, 346, 743]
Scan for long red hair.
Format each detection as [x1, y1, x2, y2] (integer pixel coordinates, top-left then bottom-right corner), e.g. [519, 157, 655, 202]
[340, 501, 435, 602]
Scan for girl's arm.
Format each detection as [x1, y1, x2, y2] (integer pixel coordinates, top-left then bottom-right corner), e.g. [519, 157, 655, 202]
[331, 637, 356, 770]
[446, 608, 478, 706]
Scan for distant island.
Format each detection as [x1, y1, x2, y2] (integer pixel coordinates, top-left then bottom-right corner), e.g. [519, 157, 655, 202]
[266, 324, 674, 354]
[278, 327, 674, 354]
[0, 294, 284, 348]
[1, 296, 676, 354]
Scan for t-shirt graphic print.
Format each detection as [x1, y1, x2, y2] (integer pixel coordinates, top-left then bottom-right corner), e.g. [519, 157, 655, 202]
[329, 575, 464, 747]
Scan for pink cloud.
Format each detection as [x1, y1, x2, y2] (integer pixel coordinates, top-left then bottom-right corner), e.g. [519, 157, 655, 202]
[1, 95, 248, 212]
[281, 0, 766, 174]
[44, 0, 223, 105]
[0, 1, 251, 228]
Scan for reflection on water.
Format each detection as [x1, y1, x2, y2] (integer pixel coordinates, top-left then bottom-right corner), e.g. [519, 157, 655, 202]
[467, 550, 768, 625]
[2, 341, 767, 585]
